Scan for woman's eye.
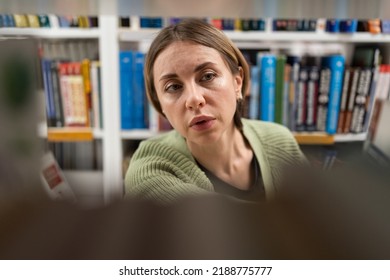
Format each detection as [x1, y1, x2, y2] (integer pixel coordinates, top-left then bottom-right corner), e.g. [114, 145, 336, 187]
[165, 84, 182, 92]
[200, 72, 216, 82]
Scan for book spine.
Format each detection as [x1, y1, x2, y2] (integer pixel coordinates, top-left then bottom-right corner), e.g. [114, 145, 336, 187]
[325, 55, 345, 134]
[258, 53, 276, 122]
[90, 61, 102, 129]
[133, 52, 147, 129]
[350, 68, 373, 133]
[363, 65, 381, 132]
[248, 65, 260, 120]
[286, 56, 301, 131]
[306, 66, 320, 131]
[343, 69, 360, 133]
[295, 67, 308, 131]
[337, 67, 351, 133]
[69, 62, 88, 126]
[275, 55, 286, 124]
[41, 58, 56, 127]
[316, 68, 331, 132]
[282, 64, 291, 127]
[50, 60, 64, 127]
[119, 51, 133, 129]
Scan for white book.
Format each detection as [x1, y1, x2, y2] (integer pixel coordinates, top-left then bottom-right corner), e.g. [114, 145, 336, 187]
[40, 151, 76, 201]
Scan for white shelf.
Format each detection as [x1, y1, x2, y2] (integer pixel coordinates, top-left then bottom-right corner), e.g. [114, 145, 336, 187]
[121, 129, 162, 140]
[334, 133, 367, 142]
[0, 28, 100, 39]
[118, 29, 390, 43]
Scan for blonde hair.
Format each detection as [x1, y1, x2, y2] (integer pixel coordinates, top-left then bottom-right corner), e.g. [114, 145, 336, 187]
[144, 18, 250, 129]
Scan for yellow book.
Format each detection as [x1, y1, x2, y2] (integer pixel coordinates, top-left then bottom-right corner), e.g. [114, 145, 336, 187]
[26, 14, 40, 27]
[13, 14, 28, 27]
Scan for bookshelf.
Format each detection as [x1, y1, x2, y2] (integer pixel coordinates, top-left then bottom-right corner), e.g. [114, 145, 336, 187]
[2, 0, 390, 206]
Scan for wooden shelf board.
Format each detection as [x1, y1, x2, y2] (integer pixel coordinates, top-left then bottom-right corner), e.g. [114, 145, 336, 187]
[47, 128, 94, 142]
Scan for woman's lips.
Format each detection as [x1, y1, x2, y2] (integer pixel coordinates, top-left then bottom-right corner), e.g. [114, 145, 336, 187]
[189, 116, 216, 131]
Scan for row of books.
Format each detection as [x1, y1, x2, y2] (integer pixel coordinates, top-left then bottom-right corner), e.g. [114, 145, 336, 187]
[41, 58, 103, 129]
[119, 50, 172, 131]
[244, 47, 390, 135]
[119, 16, 390, 34]
[0, 14, 98, 28]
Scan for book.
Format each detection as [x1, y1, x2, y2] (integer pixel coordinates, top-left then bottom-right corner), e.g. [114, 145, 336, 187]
[321, 55, 345, 134]
[343, 68, 360, 133]
[350, 68, 373, 133]
[38, 14, 51, 27]
[274, 55, 286, 124]
[41, 58, 57, 127]
[26, 14, 40, 27]
[13, 14, 28, 27]
[306, 66, 320, 131]
[50, 60, 64, 127]
[337, 67, 352, 133]
[282, 64, 291, 127]
[286, 55, 301, 131]
[248, 65, 260, 120]
[81, 59, 92, 126]
[295, 67, 308, 131]
[120, 51, 148, 129]
[316, 67, 331, 132]
[133, 52, 148, 129]
[257, 53, 276, 122]
[90, 61, 102, 128]
[41, 151, 76, 201]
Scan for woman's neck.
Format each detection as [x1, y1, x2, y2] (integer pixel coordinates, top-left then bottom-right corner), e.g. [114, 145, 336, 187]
[188, 125, 252, 179]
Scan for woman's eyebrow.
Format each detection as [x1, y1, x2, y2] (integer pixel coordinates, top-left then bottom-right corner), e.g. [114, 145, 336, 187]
[159, 73, 178, 82]
[194, 61, 216, 72]
[158, 62, 217, 82]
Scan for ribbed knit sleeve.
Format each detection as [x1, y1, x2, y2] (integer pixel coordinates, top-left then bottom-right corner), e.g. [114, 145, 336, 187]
[125, 134, 213, 204]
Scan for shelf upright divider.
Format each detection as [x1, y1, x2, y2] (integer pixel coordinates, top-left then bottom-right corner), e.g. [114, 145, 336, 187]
[99, 0, 123, 204]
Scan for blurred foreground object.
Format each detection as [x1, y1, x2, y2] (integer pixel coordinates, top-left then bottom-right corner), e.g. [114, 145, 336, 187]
[0, 36, 46, 202]
[1, 159, 390, 259]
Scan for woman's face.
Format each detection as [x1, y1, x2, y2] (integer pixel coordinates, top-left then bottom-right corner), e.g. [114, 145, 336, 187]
[153, 41, 243, 146]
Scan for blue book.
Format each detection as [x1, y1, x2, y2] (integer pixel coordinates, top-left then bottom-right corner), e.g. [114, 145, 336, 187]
[257, 53, 276, 122]
[248, 65, 260, 120]
[133, 52, 147, 129]
[41, 58, 56, 127]
[119, 51, 133, 129]
[321, 55, 345, 134]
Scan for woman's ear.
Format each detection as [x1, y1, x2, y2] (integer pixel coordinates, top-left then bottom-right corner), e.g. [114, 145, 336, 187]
[234, 66, 244, 98]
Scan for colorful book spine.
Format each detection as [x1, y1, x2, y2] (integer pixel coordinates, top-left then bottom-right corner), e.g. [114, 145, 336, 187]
[133, 52, 147, 129]
[350, 68, 373, 133]
[119, 51, 134, 129]
[337, 67, 352, 133]
[41, 58, 56, 127]
[286, 56, 301, 131]
[343, 69, 360, 133]
[295, 67, 308, 131]
[274, 55, 286, 124]
[316, 68, 331, 131]
[306, 66, 320, 131]
[322, 55, 345, 134]
[257, 53, 276, 122]
[248, 65, 260, 120]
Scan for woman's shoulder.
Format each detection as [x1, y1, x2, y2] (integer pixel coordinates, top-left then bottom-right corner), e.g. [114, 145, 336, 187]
[133, 130, 193, 160]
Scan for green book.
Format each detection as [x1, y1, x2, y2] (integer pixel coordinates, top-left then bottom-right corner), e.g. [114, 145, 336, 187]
[275, 55, 286, 124]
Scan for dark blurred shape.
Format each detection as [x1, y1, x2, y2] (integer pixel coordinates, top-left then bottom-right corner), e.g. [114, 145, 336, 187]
[1, 157, 390, 260]
[0, 37, 46, 202]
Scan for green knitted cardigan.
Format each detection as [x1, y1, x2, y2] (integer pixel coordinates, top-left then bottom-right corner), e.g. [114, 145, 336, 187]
[125, 118, 306, 204]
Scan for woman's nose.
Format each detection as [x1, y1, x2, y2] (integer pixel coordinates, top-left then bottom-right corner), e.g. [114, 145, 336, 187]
[185, 85, 206, 110]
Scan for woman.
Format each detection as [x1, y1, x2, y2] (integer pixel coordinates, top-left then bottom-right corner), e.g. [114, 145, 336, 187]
[125, 19, 306, 204]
